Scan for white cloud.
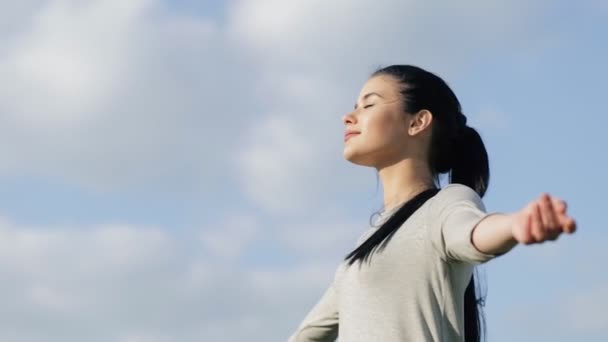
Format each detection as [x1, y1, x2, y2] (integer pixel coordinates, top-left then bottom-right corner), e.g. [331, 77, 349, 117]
[199, 215, 259, 261]
[0, 0, 554, 201]
[227, 0, 549, 74]
[230, 63, 380, 215]
[117, 333, 172, 342]
[0, 1, 604, 342]
[0, 0, 147, 126]
[236, 115, 317, 213]
[226, 0, 559, 215]
[0, 0, 235, 193]
[0, 217, 182, 341]
[277, 221, 361, 257]
[0, 214, 345, 341]
[1, 216, 606, 341]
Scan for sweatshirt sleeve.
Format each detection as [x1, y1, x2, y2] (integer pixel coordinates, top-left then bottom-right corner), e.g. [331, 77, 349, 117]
[428, 184, 498, 264]
[287, 282, 339, 342]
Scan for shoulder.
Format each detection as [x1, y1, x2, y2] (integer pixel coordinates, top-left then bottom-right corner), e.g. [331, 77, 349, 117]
[429, 184, 485, 214]
[437, 183, 480, 200]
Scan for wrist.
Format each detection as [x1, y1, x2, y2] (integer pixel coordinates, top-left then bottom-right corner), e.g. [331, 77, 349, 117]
[470, 212, 518, 256]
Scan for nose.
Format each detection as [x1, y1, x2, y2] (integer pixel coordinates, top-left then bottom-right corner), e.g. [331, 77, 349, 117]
[342, 111, 356, 125]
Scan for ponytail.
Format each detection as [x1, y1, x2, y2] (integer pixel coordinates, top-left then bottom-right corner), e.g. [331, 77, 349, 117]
[450, 125, 490, 198]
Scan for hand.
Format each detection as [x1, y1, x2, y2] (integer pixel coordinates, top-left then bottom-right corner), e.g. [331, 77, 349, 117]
[511, 193, 577, 245]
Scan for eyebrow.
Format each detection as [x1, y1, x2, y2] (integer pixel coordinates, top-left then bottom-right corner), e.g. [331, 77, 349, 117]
[354, 92, 384, 110]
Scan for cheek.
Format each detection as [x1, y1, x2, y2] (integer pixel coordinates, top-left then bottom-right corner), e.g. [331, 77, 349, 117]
[343, 118, 407, 166]
[365, 113, 405, 147]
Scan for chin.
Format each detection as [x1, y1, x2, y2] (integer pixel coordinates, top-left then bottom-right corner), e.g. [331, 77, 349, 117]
[343, 148, 376, 167]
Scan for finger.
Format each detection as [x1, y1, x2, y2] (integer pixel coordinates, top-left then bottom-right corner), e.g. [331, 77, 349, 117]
[551, 198, 567, 214]
[563, 218, 577, 234]
[539, 194, 559, 231]
[556, 214, 576, 232]
[552, 198, 570, 223]
[530, 202, 545, 242]
[550, 198, 574, 231]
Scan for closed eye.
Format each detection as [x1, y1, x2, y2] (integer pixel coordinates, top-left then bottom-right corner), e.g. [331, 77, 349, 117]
[363, 104, 374, 109]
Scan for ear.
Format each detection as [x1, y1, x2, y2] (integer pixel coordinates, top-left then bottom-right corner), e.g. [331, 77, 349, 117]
[408, 109, 433, 136]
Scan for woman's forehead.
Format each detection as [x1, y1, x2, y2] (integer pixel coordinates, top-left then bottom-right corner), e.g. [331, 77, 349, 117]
[359, 75, 400, 98]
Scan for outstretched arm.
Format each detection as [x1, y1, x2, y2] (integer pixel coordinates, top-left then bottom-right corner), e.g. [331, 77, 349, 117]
[472, 193, 577, 255]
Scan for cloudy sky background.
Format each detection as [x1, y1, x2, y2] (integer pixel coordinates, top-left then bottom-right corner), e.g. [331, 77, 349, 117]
[0, 0, 606, 341]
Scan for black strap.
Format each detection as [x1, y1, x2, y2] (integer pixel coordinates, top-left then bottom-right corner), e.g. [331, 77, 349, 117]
[345, 188, 440, 266]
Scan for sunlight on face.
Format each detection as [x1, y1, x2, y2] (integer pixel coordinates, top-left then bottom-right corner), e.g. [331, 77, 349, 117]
[342, 75, 411, 168]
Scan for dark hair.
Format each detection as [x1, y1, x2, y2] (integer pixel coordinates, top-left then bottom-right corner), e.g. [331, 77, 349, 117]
[344, 65, 490, 342]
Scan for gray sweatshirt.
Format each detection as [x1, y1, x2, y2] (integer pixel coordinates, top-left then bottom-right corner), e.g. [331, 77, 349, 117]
[288, 184, 498, 342]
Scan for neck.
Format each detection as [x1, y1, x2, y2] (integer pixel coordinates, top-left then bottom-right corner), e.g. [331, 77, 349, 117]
[377, 158, 435, 212]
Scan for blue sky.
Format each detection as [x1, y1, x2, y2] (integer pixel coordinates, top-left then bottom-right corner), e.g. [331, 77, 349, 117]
[0, 1, 606, 341]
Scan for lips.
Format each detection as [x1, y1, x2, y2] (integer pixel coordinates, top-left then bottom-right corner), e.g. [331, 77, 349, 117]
[344, 132, 360, 142]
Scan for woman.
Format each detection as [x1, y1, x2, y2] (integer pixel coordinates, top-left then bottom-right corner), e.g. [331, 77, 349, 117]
[287, 65, 577, 342]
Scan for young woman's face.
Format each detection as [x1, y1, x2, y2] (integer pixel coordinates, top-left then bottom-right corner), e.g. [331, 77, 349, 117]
[342, 75, 411, 168]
